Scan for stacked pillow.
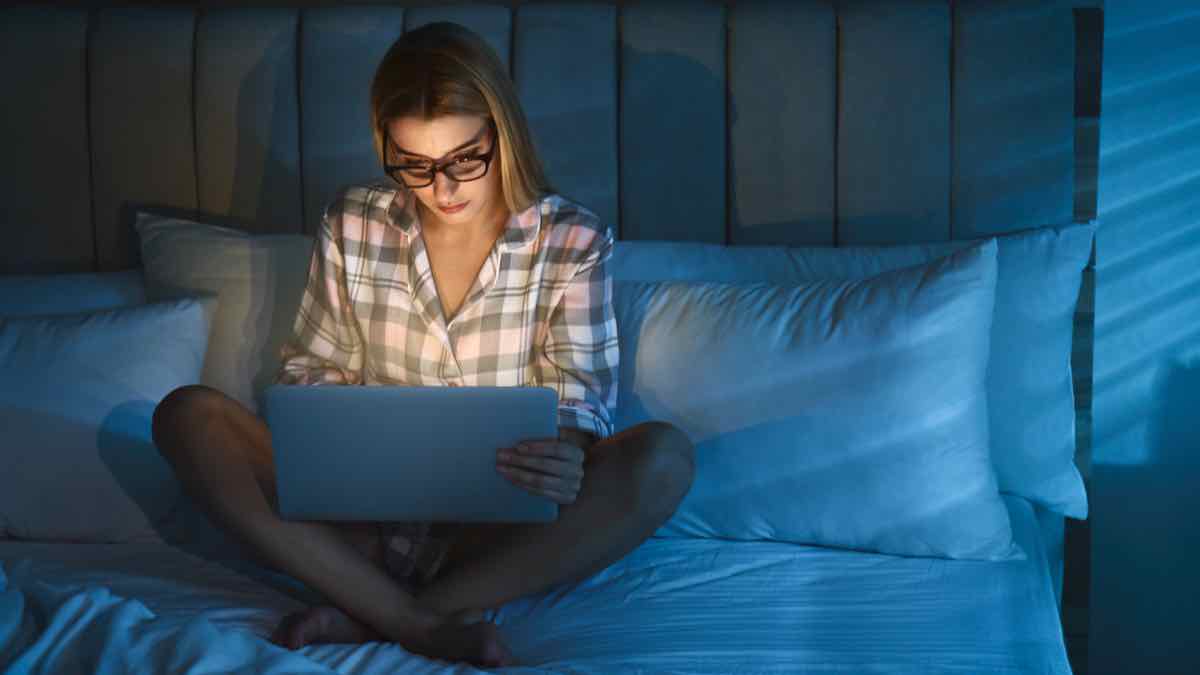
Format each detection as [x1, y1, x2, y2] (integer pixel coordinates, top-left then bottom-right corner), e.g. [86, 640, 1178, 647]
[0, 275, 213, 543]
[136, 211, 314, 415]
[615, 240, 1020, 560]
[610, 222, 1096, 523]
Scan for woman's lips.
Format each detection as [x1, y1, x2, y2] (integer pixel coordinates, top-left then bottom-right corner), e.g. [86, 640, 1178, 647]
[438, 201, 468, 214]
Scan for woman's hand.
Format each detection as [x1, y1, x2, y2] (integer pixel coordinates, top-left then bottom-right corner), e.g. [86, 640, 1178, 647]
[495, 439, 585, 505]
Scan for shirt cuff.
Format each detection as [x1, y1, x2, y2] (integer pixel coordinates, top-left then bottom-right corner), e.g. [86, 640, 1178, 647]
[557, 404, 613, 441]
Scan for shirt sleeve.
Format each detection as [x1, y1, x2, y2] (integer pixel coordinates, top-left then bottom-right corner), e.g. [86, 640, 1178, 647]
[275, 201, 365, 386]
[536, 225, 619, 440]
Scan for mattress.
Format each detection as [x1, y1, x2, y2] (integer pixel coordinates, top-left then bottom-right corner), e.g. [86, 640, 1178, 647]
[0, 494, 1071, 674]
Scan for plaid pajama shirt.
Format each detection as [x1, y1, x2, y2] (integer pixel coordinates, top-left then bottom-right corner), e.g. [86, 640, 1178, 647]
[273, 179, 619, 589]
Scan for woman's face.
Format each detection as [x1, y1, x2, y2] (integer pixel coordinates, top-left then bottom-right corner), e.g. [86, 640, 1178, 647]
[385, 114, 505, 237]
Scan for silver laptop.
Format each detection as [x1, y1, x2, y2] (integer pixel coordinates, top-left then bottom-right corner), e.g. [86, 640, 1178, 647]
[263, 383, 560, 524]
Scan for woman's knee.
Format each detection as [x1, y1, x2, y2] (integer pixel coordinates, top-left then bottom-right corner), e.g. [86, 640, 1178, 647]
[620, 421, 694, 475]
[624, 421, 695, 515]
[151, 384, 228, 456]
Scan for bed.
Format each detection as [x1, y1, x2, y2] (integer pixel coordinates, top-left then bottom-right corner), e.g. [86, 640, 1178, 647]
[2, 494, 1069, 674]
[1, 1, 1090, 673]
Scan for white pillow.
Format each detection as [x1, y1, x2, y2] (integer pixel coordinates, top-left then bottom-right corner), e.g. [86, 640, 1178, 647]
[0, 297, 213, 543]
[135, 212, 314, 414]
[611, 222, 1095, 519]
[614, 240, 1021, 560]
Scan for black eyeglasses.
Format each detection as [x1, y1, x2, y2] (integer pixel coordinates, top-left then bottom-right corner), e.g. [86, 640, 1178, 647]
[383, 120, 497, 189]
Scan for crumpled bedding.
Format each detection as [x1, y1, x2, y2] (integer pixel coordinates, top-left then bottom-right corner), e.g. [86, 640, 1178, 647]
[0, 495, 1070, 674]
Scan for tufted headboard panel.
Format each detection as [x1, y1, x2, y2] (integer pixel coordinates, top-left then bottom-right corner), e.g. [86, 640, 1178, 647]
[0, 0, 1076, 272]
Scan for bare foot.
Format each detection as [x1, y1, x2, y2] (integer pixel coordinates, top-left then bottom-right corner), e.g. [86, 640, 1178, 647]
[409, 614, 518, 669]
[269, 604, 383, 649]
[269, 605, 517, 668]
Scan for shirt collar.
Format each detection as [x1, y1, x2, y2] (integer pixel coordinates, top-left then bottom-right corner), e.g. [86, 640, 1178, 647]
[380, 183, 545, 252]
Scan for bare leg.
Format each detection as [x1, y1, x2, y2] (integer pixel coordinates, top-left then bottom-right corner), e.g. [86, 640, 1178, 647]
[415, 421, 695, 617]
[151, 385, 514, 667]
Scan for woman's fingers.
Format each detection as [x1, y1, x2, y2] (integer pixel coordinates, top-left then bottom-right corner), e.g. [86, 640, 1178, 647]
[496, 464, 580, 503]
[516, 440, 586, 466]
[497, 452, 583, 480]
[497, 441, 584, 475]
[495, 440, 586, 504]
[496, 463, 571, 491]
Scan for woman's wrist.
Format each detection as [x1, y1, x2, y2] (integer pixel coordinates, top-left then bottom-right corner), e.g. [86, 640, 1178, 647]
[558, 426, 597, 452]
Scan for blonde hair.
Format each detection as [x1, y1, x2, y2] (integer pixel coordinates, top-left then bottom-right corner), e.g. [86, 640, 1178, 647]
[369, 22, 553, 213]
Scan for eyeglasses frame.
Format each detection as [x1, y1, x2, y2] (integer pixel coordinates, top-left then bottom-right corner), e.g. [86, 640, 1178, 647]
[383, 119, 498, 189]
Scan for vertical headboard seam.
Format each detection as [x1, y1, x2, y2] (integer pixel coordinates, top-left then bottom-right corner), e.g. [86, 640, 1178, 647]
[832, 6, 842, 248]
[614, 3, 623, 241]
[296, 9, 307, 234]
[724, 3, 732, 246]
[85, 7, 98, 273]
[191, 8, 201, 221]
[948, 0, 956, 241]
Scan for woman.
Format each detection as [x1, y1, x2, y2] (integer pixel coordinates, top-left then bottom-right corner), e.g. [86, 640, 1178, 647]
[151, 21, 695, 669]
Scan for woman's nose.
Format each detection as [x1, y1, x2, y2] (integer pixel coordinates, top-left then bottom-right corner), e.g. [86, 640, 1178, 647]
[433, 171, 458, 196]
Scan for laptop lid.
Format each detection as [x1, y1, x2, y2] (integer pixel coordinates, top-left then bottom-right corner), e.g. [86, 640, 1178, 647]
[263, 384, 560, 524]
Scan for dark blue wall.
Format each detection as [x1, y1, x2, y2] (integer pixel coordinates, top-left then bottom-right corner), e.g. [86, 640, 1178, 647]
[1092, 1, 1200, 673]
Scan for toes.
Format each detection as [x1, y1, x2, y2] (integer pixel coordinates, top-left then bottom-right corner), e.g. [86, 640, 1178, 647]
[269, 611, 307, 650]
[290, 615, 315, 649]
[415, 618, 517, 668]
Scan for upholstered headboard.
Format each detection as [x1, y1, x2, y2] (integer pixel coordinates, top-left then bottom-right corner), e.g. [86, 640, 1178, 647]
[0, 0, 1087, 603]
[1, 0, 1078, 270]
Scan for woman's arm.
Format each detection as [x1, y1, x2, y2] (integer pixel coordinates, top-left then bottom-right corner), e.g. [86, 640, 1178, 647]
[535, 223, 619, 448]
[275, 199, 366, 386]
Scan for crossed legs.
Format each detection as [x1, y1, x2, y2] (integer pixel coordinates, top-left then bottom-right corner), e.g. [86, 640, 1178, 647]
[151, 384, 694, 666]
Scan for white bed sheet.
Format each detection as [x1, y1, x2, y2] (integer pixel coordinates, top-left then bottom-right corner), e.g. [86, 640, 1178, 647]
[1, 495, 1071, 674]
